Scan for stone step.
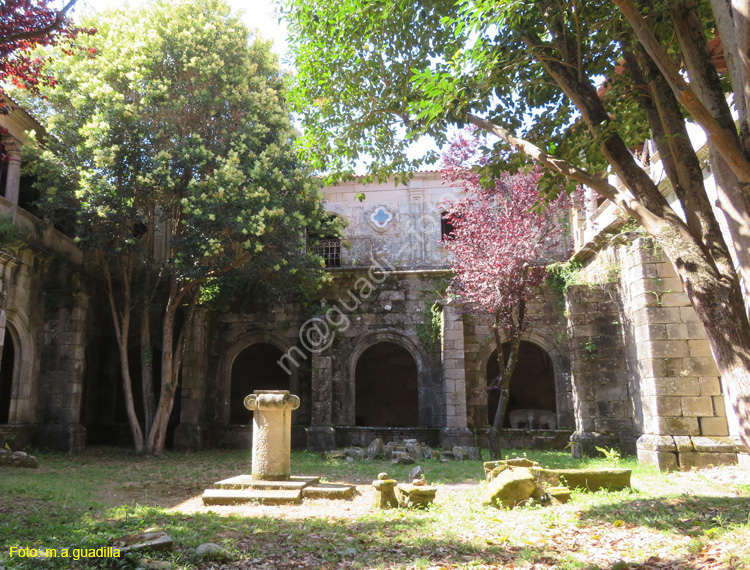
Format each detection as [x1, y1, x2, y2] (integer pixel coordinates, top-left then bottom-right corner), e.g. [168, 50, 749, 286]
[214, 475, 318, 490]
[202, 488, 302, 506]
[302, 483, 357, 500]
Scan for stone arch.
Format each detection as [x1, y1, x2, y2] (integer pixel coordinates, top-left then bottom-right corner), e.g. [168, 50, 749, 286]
[345, 330, 431, 426]
[1, 309, 36, 424]
[474, 328, 571, 429]
[219, 332, 299, 425]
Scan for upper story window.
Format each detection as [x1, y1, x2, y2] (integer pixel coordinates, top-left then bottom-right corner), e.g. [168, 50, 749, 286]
[308, 213, 343, 268]
[441, 211, 456, 240]
[316, 238, 341, 268]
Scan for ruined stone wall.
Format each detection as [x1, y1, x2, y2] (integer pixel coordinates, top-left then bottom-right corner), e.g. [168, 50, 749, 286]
[175, 269, 458, 451]
[566, 236, 738, 468]
[618, 239, 735, 469]
[0, 232, 92, 451]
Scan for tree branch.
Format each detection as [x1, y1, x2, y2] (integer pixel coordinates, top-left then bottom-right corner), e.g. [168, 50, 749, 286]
[465, 113, 663, 229]
[611, 0, 750, 183]
[0, 0, 78, 45]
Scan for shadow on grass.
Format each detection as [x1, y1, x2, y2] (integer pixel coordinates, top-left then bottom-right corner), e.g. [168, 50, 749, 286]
[0, 499, 731, 570]
[579, 494, 750, 535]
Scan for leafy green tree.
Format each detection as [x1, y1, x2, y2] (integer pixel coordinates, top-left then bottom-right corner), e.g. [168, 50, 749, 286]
[21, 0, 333, 454]
[283, 0, 750, 452]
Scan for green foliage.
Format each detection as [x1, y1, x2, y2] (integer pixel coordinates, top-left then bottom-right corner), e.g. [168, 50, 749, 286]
[546, 260, 583, 298]
[595, 446, 622, 466]
[0, 213, 17, 247]
[416, 301, 443, 354]
[14, 0, 333, 297]
[583, 339, 598, 360]
[282, 0, 671, 196]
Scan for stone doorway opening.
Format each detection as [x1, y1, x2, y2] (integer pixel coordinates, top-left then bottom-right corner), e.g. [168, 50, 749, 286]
[229, 343, 290, 424]
[355, 342, 418, 427]
[487, 341, 556, 428]
[0, 328, 16, 423]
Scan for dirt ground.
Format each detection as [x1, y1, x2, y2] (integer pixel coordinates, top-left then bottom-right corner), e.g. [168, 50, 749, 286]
[166, 481, 480, 520]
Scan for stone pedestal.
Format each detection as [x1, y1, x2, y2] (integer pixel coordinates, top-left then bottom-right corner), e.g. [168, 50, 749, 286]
[372, 479, 398, 509]
[244, 390, 300, 481]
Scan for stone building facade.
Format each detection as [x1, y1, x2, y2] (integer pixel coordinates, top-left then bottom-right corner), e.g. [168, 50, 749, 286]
[0, 95, 745, 469]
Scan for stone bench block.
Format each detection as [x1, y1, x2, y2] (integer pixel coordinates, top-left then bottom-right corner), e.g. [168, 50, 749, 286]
[302, 483, 357, 500]
[202, 488, 302, 506]
[530, 467, 631, 492]
[396, 483, 437, 508]
[214, 475, 317, 490]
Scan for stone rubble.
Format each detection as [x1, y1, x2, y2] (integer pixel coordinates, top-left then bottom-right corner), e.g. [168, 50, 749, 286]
[339, 438, 481, 463]
[0, 449, 39, 468]
[483, 459, 632, 509]
[372, 472, 437, 509]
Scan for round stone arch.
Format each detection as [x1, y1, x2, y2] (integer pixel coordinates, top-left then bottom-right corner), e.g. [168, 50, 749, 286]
[2, 308, 37, 424]
[344, 330, 432, 426]
[218, 332, 299, 425]
[474, 328, 571, 429]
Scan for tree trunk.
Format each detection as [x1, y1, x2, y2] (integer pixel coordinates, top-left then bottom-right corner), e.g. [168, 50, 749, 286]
[486, 296, 526, 460]
[679, 262, 750, 451]
[519, 27, 750, 452]
[145, 282, 199, 455]
[672, 2, 750, 315]
[103, 256, 144, 452]
[145, 289, 177, 456]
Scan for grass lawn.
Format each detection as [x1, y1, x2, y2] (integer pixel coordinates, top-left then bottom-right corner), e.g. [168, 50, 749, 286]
[1, 446, 749, 569]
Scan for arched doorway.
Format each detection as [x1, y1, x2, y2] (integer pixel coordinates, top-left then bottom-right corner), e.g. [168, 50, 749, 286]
[0, 328, 15, 423]
[487, 341, 556, 427]
[355, 342, 418, 427]
[230, 343, 290, 424]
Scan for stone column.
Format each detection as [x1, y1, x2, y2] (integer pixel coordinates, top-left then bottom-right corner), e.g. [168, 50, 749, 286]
[307, 353, 335, 451]
[439, 302, 472, 448]
[245, 390, 300, 481]
[566, 282, 634, 457]
[35, 287, 90, 452]
[174, 307, 210, 450]
[3, 149, 21, 208]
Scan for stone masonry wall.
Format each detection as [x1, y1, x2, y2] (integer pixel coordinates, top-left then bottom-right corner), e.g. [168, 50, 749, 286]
[566, 282, 637, 456]
[180, 269, 455, 451]
[619, 239, 737, 469]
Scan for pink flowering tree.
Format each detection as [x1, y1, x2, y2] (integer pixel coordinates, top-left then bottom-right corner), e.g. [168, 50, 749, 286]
[441, 131, 570, 459]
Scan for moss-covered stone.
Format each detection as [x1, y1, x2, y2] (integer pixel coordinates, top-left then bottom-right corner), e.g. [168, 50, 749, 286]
[396, 483, 437, 508]
[372, 479, 398, 509]
[483, 458, 540, 481]
[546, 486, 572, 504]
[530, 467, 631, 491]
[485, 467, 537, 508]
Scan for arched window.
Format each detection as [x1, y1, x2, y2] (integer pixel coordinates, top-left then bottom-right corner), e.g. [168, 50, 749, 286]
[355, 342, 418, 427]
[0, 328, 16, 423]
[486, 341, 556, 428]
[230, 343, 290, 424]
